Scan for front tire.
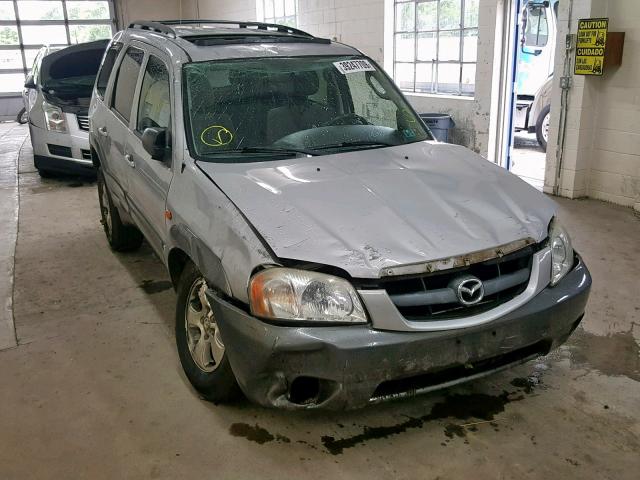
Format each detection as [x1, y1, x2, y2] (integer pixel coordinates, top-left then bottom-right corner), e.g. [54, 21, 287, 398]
[97, 168, 143, 252]
[175, 262, 241, 403]
[37, 168, 54, 178]
[535, 104, 551, 152]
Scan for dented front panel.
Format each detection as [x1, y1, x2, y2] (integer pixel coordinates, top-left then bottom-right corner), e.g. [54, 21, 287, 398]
[166, 162, 274, 303]
[197, 142, 556, 280]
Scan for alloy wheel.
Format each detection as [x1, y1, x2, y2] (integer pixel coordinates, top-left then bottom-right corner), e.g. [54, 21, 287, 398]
[184, 278, 225, 372]
[99, 183, 112, 240]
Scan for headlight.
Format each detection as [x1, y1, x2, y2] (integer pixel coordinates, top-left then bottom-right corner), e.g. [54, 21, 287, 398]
[249, 268, 367, 324]
[43, 101, 67, 133]
[549, 218, 574, 286]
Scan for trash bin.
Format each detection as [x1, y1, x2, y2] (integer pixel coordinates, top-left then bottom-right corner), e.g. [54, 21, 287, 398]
[419, 113, 455, 143]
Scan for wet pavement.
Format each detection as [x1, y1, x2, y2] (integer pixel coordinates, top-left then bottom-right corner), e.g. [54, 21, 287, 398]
[0, 124, 638, 479]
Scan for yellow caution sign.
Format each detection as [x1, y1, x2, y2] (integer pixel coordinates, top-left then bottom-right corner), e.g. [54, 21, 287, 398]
[575, 18, 608, 75]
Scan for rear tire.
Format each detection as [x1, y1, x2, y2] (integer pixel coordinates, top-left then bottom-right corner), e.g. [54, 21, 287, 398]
[17, 107, 28, 124]
[535, 104, 551, 152]
[175, 262, 241, 403]
[97, 168, 143, 252]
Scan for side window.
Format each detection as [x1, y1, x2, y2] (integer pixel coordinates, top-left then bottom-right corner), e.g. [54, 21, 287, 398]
[111, 46, 144, 122]
[96, 43, 122, 99]
[136, 55, 171, 132]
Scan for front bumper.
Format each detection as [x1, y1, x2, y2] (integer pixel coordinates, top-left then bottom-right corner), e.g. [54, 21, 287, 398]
[210, 255, 591, 410]
[29, 121, 94, 176]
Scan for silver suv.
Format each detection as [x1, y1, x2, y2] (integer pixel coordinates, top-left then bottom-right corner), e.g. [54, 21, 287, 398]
[89, 20, 591, 410]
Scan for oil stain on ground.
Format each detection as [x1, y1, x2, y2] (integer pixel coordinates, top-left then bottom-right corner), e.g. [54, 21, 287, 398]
[510, 375, 541, 393]
[138, 279, 173, 294]
[568, 328, 639, 382]
[321, 391, 524, 455]
[229, 423, 291, 445]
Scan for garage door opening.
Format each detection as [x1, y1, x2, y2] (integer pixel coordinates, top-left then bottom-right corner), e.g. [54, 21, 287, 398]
[497, 0, 559, 191]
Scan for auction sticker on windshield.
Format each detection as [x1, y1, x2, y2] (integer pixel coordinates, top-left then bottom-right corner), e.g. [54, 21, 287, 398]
[333, 59, 375, 74]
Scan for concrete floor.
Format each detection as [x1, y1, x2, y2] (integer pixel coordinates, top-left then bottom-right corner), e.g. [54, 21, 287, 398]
[0, 123, 638, 479]
[510, 132, 546, 191]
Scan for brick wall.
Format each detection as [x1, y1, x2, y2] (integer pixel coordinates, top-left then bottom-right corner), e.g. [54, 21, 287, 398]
[298, 0, 385, 64]
[115, 0, 198, 27]
[197, 0, 257, 21]
[589, 0, 640, 210]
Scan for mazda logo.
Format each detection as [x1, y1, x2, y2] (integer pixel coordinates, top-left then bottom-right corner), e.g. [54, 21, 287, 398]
[451, 275, 485, 306]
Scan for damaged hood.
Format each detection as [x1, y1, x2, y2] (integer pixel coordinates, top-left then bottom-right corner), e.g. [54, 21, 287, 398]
[198, 142, 556, 278]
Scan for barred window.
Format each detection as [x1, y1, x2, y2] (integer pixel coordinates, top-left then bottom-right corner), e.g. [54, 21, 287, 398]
[260, 0, 297, 27]
[0, 0, 115, 93]
[393, 0, 479, 96]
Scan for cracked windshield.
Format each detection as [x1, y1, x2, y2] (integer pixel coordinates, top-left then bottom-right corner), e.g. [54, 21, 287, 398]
[183, 56, 432, 161]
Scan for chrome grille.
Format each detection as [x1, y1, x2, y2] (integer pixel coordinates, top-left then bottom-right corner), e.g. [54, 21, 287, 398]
[76, 114, 90, 131]
[379, 246, 535, 321]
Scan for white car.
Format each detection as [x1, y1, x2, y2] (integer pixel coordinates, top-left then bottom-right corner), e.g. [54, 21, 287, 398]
[24, 40, 108, 177]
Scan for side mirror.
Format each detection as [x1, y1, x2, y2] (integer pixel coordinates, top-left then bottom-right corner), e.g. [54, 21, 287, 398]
[521, 3, 549, 50]
[24, 75, 36, 89]
[141, 127, 170, 161]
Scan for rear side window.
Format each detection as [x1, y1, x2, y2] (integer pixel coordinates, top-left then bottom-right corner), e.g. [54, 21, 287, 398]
[111, 46, 144, 122]
[96, 43, 122, 99]
[136, 55, 171, 132]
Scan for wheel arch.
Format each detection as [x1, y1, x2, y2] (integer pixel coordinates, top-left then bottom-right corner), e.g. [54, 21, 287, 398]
[167, 225, 232, 297]
[90, 145, 101, 168]
[168, 247, 190, 290]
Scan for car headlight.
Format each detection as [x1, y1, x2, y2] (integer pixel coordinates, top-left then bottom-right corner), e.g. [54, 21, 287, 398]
[43, 101, 67, 133]
[249, 268, 367, 324]
[549, 218, 574, 286]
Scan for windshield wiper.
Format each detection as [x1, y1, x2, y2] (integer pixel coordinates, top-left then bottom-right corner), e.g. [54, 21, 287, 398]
[313, 140, 395, 151]
[205, 146, 319, 157]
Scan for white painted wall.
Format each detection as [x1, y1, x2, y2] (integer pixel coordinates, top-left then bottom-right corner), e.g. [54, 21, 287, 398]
[588, 0, 640, 210]
[196, 0, 257, 21]
[544, 0, 640, 210]
[115, 0, 198, 27]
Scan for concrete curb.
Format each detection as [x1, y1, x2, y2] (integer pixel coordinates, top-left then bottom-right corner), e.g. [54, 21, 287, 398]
[0, 122, 26, 351]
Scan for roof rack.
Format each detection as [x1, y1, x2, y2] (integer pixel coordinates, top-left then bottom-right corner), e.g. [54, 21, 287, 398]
[128, 19, 318, 40]
[128, 21, 177, 38]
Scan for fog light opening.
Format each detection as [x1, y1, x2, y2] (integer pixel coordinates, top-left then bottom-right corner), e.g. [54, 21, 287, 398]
[288, 376, 321, 405]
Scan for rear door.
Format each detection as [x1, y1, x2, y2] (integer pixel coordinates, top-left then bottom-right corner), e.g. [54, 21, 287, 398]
[90, 41, 122, 173]
[102, 45, 145, 210]
[124, 47, 174, 255]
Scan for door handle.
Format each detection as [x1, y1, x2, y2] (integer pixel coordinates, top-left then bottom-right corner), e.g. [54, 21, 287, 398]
[125, 154, 135, 168]
[98, 126, 108, 136]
